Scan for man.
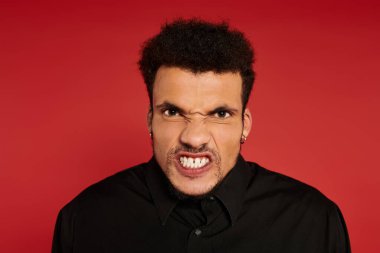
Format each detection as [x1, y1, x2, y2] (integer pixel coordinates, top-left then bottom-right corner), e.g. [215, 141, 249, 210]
[52, 19, 350, 253]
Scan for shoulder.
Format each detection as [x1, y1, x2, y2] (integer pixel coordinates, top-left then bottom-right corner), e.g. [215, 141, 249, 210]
[245, 161, 337, 212]
[240, 162, 350, 251]
[60, 162, 151, 217]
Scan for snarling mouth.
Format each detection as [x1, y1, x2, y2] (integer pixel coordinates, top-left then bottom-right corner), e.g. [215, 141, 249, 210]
[179, 156, 210, 169]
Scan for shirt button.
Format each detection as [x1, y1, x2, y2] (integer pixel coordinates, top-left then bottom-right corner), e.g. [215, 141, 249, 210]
[209, 196, 215, 201]
[194, 228, 202, 236]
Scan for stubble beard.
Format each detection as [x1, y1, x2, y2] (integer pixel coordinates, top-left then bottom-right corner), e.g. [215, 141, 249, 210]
[159, 145, 223, 200]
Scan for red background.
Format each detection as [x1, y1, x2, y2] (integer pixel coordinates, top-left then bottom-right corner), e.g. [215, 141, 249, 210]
[1, 0, 379, 252]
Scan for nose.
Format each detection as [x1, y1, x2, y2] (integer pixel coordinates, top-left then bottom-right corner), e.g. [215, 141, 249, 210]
[179, 119, 211, 150]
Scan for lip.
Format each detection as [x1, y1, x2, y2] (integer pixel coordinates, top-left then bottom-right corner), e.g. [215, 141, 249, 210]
[174, 151, 213, 178]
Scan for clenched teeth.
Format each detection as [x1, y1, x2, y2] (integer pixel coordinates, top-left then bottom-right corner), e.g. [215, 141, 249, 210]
[179, 156, 210, 169]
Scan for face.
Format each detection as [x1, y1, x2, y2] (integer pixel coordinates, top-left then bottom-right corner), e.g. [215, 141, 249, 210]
[148, 66, 252, 197]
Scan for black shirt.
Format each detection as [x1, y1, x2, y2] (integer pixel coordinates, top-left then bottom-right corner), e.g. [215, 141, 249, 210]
[52, 155, 351, 253]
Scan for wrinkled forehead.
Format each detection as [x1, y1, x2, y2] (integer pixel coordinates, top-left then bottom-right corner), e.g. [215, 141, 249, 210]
[153, 67, 243, 112]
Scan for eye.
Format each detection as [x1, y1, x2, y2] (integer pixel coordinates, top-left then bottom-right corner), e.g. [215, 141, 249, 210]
[163, 108, 179, 117]
[214, 110, 231, 118]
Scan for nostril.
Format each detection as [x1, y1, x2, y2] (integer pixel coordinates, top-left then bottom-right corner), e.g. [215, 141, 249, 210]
[179, 143, 208, 153]
[179, 126, 211, 149]
[180, 137, 208, 150]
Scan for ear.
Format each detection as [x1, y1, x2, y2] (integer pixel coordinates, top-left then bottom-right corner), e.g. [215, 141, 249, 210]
[147, 108, 152, 134]
[242, 108, 252, 139]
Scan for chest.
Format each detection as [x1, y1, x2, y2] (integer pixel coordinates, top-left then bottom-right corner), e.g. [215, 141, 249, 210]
[74, 201, 327, 253]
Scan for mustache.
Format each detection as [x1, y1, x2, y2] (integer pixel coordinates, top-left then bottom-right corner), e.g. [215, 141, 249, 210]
[172, 145, 209, 154]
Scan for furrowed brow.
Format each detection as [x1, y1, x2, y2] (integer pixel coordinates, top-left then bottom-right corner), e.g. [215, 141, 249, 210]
[208, 106, 239, 115]
[155, 102, 186, 114]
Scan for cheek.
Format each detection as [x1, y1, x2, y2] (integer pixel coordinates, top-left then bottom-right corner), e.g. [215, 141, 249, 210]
[210, 123, 242, 153]
[208, 121, 243, 170]
[152, 119, 184, 149]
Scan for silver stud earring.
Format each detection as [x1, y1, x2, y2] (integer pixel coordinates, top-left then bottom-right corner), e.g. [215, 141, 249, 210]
[240, 135, 247, 144]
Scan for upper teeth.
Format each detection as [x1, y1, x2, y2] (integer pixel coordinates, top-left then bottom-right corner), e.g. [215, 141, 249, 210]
[180, 156, 210, 169]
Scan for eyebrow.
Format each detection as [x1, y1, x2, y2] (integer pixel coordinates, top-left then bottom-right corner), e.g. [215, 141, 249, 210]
[209, 106, 239, 116]
[156, 102, 186, 115]
[155, 101, 239, 116]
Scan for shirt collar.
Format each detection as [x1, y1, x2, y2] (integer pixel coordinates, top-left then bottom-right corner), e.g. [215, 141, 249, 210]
[144, 155, 255, 226]
[144, 158, 178, 225]
[213, 154, 254, 225]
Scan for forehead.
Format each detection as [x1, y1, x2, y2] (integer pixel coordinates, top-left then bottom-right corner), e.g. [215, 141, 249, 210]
[153, 67, 243, 110]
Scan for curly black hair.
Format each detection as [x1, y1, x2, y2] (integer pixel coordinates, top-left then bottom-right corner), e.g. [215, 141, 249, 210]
[138, 18, 255, 111]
